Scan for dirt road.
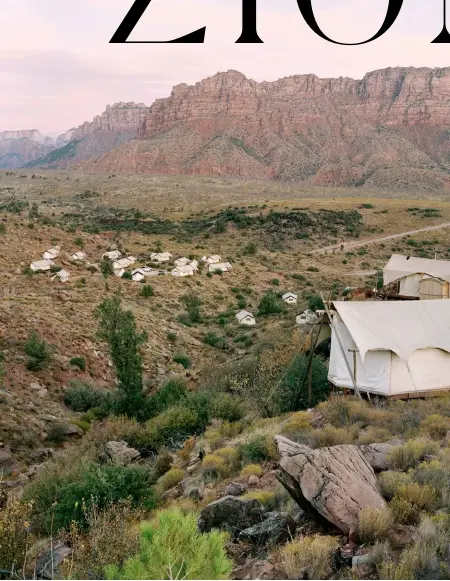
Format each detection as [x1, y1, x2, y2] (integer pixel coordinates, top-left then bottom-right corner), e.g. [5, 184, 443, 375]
[314, 222, 450, 255]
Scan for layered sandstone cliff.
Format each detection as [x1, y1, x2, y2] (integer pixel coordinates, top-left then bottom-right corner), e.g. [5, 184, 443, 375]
[21, 67, 450, 190]
[0, 130, 55, 169]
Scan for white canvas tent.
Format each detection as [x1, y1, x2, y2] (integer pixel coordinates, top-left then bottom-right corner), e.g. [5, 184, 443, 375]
[327, 300, 450, 397]
[383, 254, 450, 298]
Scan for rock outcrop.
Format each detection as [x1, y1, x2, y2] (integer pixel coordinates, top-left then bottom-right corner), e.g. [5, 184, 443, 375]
[239, 512, 297, 546]
[198, 495, 265, 537]
[275, 438, 387, 535]
[103, 440, 140, 465]
[359, 440, 403, 472]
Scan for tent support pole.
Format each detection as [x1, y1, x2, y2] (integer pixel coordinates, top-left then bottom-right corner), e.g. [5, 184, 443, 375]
[321, 294, 362, 400]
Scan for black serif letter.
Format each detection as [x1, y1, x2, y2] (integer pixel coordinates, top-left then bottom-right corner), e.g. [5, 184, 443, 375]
[236, 0, 263, 43]
[110, 0, 206, 43]
[296, 0, 404, 45]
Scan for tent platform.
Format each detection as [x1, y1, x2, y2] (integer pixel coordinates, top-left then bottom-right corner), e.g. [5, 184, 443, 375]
[330, 382, 450, 400]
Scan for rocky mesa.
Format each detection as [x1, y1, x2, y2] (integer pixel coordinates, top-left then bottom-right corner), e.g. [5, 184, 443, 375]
[20, 66, 450, 190]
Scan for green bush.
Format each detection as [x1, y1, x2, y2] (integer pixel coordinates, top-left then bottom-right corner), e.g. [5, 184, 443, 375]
[181, 292, 202, 324]
[134, 406, 203, 453]
[243, 242, 258, 256]
[152, 379, 187, 414]
[167, 331, 177, 343]
[238, 435, 273, 463]
[140, 285, 154, 298]
[121, 271, 132, 280]
[307, 294, 325, 311]
[173, 354, 191, 369]
[276, 354, 329, 413]
[26, 463, 156, 534]
[100, 260, 114, 277]
[258, 291, 283, 316]
[64, 381, 113, 413]
[24, 331, 53, 371]
[47, 422, 69, 445]
[210, 392, 245, 422]
[105, 509, 232, 580]
[203, 332, 227, 350]
[70, 356, 86, 371]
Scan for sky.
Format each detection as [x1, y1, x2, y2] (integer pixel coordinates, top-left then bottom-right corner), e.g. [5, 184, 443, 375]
[1, 0, 450, 134]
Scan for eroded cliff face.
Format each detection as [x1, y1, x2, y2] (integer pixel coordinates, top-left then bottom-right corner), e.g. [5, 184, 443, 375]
[21, 67, 450, 190]
[0, 131, 55, 169]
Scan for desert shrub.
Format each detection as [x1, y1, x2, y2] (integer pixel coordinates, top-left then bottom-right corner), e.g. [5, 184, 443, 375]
[139, 284, 154, 298]
[204, 428, 225, 451]
[357, 507, 393, 544]
[421, 414, 450, 439]
[280, 411, 313, 441]
[181, 292, 202, 324]
[25, 463, 156, 534]
[203, 332, 227, 350]
[243, 242, 258, 256]
[156, 468, 185, 492]
[243, 491, 277, 510]
[240, 464, 263, 478]
[121, 271, 132, 280]
[390, 496, 419, 525]
[24, 331, 53, 371]
[202, 454, 228, 481]
[395, 482, 437, 512]
[357, 426, 394, 445]
[154, 450, 173, 477]
[278, 534, 339, 580]
[389, 439, 439, 471]
[238, 435, 274, 463]
[134, 406, 203, 453]
[311, 425, 357, 448]
[151, 379, 187, 414]
[307, 294, 325, 311]
[173, 353, 191, 369]
[258, 291, 283, 316]
[378, 470, 412, 500]
[70, 356, 86, 371]
[61, 501, 143, 580]
[210, 392, 245, 422]
[100, 259, 114, 277]
[105, 508, 232, 580]
[0, 499, 34, 575]
[215, 447, 239, 471]
[47, 421, 69, 444]
[64, 380, 112, 413]
[167, 331, 177, 342]
[412, 460, 449, 501]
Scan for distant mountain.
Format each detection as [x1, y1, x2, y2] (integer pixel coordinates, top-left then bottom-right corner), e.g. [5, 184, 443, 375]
[0, 130, 55, 169]
[17, 67, 450, 191]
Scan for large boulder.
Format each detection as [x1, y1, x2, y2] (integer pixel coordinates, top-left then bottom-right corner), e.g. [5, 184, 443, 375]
[35, 542, 72, 579]
[239, 511, 297, 546]
[198, 495, 265, 537]
[103, 441, 140, 465]
[359, 440, 403, 472]
[275, 437, 386, 535]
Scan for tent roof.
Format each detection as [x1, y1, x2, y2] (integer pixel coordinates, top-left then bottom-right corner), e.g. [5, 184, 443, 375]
[383, 254, 450, 285]
[332, 300, 450, 362]
[236, 310, 254, 321]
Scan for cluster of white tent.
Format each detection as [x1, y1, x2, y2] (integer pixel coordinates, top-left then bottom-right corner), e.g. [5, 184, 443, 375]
[30, 246, 77, 283]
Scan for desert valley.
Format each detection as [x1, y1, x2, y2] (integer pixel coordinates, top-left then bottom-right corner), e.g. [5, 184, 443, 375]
[3, 66, 450, 580]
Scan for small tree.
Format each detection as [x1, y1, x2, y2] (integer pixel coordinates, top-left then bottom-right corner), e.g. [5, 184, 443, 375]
[104, 509, 232, 580]
[100, 260, 114, 278]
[258, 291, 283, 316]
[24, 331, 53, 371]
[95, 295, 149, 420]
[28, 202, 39, 219]
[307, 294, 325, 311]
[74, 237, 84, 249]
[181, 292, 202, 324]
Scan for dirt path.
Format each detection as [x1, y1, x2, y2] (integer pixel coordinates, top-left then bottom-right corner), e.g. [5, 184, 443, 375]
[314, 222, 450, 255]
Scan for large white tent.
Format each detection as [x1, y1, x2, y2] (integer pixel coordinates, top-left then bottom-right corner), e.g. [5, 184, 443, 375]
[383, 254, 450, 298]
[327, 300, 450, 397]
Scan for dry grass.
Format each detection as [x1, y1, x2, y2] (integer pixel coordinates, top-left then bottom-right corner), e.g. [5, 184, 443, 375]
[357, 507, 393, 544]
[278, 534, 340, 580]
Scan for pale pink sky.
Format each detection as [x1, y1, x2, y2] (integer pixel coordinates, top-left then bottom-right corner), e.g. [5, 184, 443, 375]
[1, 0, 449, 134]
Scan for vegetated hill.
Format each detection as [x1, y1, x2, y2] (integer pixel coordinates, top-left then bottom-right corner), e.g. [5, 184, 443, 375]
[0, 130, 55, 169]
[27, 66, 450, 191]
